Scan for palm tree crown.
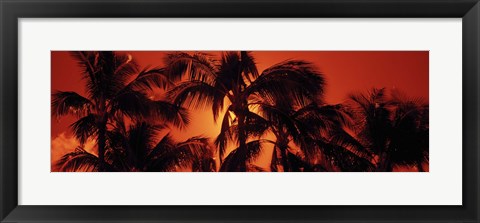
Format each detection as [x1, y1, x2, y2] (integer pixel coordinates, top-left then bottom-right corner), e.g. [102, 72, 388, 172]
[165, 51, 325, 171]
[52, 51, 189, 171]
[346, 88, 429, 171]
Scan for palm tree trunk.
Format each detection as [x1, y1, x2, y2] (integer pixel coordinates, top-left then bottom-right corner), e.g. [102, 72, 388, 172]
[417, 162, 425, 172]
[270, 148, 279, 172]
[279, 145, 291, 172]
[97, 119, 107, 172]
[97, 98, 107, 172]
[274, 132, 291, 172]
[236, 112, 247, 171]
[377, 151, 392, 172]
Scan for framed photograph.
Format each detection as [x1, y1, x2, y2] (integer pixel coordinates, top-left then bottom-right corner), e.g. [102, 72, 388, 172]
[1, 0, 478, 222]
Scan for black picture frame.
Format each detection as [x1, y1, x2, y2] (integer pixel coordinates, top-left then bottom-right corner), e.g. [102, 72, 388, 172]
[1, 0, 479, 222]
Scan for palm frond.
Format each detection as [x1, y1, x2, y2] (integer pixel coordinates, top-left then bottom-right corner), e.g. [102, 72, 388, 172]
[390, 88, 426, 107]
[147, 133, 175, 161]
[168, 81, 225, 120]
[219, 139, 275, 172]
[111, 90, 153, 120]
[123, 67, 172, 91]
[214, 109, 235, 161]
[218, 52, 245, 89]
[146, 134, 212, 172]
[125, 122, 164, 169]
[329, 146, 375, 172]
[145, 134, 178, 171]
[240, 51, 259, 83]
[328, 128, 372, 159]
[55, 147, 99, 172]
[255, 102, 297, 135]
[348, 88, 387, 114]
[188, 140, 216, 172]
[297, 104, 353, 128]
[389, 98, 429, 166]
[217, 51, 259, 89]
[150, 100, 190, 130]
[244, 111, 270, 134]
[348, 88, 392, 154]
[164, 52, 218, 82]
[347, 87, 429, 170]
[111, 88, 190, 129]
[247, 164, 268, 172]
[70, 51, 141, 101]
[70, 114, 98, 144]
[252, 60, 325, 104]
[69, 51, 97, 83]
[52, 91, 93, 118]
[94, 51, 130, 99]
[113, 53, 139, 80]
[215, 110, 269, 162]
[175, 136, 212, 161]
[315, 140, 375, 172]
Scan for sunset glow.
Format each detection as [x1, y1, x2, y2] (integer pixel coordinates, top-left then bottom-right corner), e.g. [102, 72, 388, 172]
[51, 51, 429, 172]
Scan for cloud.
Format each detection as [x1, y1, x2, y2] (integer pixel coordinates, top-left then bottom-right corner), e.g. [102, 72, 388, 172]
[51, 132, 97, 169]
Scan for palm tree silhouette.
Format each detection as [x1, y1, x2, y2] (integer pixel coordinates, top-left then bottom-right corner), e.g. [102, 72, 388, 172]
[346, 88, 429, 171]
[255, 100, 373, 172]
[108, 119, 215, 172]
[53, 51, 427, 172]
[55, 120, 214, 172]
[52, 51, 188, 171]
[165, 51, 324, 171]
[55, 147, 101, 171]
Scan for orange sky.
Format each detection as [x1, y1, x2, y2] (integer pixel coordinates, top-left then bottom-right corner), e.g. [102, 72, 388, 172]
[51, 51, 429, 171]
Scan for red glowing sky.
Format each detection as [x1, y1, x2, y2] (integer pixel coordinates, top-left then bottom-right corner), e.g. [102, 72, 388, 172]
[51, 51, 429, 169]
